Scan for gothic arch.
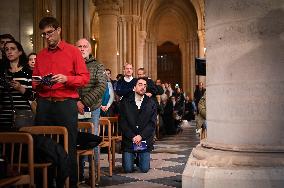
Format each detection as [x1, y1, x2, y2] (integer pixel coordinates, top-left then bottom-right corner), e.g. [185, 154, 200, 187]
[141, 0, 199, 95]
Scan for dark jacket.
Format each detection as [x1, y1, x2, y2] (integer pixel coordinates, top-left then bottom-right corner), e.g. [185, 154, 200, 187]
[156, 85, 164, 95]
[194, 86, 206, 106]
[116, 77, 137, 97]
[145, 77, 158, 96]
[33, 135, 69, 186]
[119, 92, 157, 152]
[78, 55, 107, 111]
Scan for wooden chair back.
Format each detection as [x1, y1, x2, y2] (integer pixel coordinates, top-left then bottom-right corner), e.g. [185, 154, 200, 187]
[0, 132, 34, 187]
[100, 117, 122, 170]
[20, 126, 68, 153]
[106, 117, 121, 139]
[19, 126, 69, 188]
[97, 118, 113, 178]
[98, 119, 112, 144]
[78, 122, 94, 134]
[77, 122, 96, 187]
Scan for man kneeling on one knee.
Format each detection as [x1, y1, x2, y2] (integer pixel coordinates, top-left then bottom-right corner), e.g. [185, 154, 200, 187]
[119, 77, 157, 173]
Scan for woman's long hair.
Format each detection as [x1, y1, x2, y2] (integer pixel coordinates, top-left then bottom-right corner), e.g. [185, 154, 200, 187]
[2, 41, 28, 70]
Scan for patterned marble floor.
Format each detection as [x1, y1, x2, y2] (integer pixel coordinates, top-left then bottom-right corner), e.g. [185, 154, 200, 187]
[79, 121, 200, 188]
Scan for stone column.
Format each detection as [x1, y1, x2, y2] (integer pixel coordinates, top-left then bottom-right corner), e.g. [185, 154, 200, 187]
[181, 40, 191, 95]
[137, 31, 147, 70]
[190, 35, 199, 96]
[117, 15, 140, 74]
[183, 1, 284, 187]
[34, 0, 50, 52]
[94, 0, 120, 75]
[83, 0, 91, 38]
[197, 29, 206, 86]
[145, 39, 157, 80]
[197, 29, 205, 58]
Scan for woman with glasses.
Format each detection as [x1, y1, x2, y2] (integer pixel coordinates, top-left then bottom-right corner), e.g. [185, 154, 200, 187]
[0, 41, 34, 129]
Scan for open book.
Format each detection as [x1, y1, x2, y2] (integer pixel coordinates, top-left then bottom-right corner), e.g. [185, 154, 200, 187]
[32, 73, 55, 87]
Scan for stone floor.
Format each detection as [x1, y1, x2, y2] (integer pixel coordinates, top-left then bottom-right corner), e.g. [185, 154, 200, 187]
[79, 121, 200, 188]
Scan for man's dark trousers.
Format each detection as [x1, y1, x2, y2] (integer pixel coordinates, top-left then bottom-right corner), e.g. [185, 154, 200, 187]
[35, 98, 78, 187]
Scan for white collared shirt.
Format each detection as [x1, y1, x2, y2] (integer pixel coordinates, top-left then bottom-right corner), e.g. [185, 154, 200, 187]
[135, 93, 144, 110]
[124, 76, 133, 82]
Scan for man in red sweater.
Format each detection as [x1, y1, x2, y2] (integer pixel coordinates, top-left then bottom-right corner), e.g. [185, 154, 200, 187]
[33, 17, 90, 187]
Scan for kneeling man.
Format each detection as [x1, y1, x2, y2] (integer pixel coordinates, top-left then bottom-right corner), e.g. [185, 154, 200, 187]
[119, 77, 157, 173]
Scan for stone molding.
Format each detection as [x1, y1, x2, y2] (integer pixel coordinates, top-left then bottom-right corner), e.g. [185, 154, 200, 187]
[201, 140, 284, 153]
[94, 0, 121, 16]
[118, 15, 140, 25]
[138, 31, 147, 44]
[190, 144, 284, 168]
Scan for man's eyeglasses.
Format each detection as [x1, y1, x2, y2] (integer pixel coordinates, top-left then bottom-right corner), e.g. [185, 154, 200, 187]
[41, 29, 57, 38]
[77, 45, 89, 49]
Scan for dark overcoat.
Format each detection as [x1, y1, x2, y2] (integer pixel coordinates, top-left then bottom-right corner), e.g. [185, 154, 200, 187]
[119, 92, 157, 152]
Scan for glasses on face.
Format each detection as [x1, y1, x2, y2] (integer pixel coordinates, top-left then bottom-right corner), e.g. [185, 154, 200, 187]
[0, 39, 12, 46]
[77, 45, 88, 49]
[41, 29, 57, 38]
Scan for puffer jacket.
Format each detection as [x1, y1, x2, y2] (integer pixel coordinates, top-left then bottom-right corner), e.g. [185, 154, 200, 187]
[78, 55, 107, 110]
[196, 91, 206, 129]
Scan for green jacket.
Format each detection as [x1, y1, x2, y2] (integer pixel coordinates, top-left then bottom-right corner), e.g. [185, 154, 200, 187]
[78, 55, 107, 111]
[196, 91, 206, 129]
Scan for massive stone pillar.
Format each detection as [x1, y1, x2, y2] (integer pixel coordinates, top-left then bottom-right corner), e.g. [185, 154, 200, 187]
[137, 31, 147, 71]
[197, 29, 205, 58]
[94, 0, 120, 76]
[145, 39, 157, 80]
[117, 15, 140, 74]
[183, 1, 284, 187]
[197, 28, 206, 85]
[181, 40, 192, 95]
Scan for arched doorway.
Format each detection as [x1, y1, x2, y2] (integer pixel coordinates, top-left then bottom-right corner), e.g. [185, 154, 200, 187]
[157, 41, 182, 87]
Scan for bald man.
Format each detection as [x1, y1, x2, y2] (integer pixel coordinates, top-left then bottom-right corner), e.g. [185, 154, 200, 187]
[76, 38, 106, 181]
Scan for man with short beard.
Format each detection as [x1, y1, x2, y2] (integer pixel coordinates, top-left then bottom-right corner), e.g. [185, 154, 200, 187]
[119, 77, 157, 173]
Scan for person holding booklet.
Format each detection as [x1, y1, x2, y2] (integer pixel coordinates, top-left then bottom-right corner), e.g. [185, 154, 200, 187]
[0, 40, 34, 129]
[119, 77, 157, 173]
[32, 17, 89, 187]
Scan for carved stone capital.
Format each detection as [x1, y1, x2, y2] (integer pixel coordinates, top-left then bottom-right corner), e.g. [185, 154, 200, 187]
[93, 0, 122, 16]
[118, 15, 140, 25]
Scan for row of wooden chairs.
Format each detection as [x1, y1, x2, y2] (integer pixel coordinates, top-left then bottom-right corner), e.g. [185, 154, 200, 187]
[0, 117, 120, 188]
[77, 117, 121, 185]
[19, 126, 69, 188]
[0, 126, 69, 188]
[0, 132, 35, 187]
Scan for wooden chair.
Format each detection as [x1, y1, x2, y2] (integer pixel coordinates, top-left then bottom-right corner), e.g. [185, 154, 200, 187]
[101, 116, 121, 169]
[97, 118, 112, 182]
[0, 132, 35, 187]
[77, 122, 96, 188]
[156, 115, 160, 139]
[19, 126, 69, 188]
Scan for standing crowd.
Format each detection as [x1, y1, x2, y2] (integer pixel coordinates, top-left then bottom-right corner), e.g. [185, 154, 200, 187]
[0, 16, 206, 187]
